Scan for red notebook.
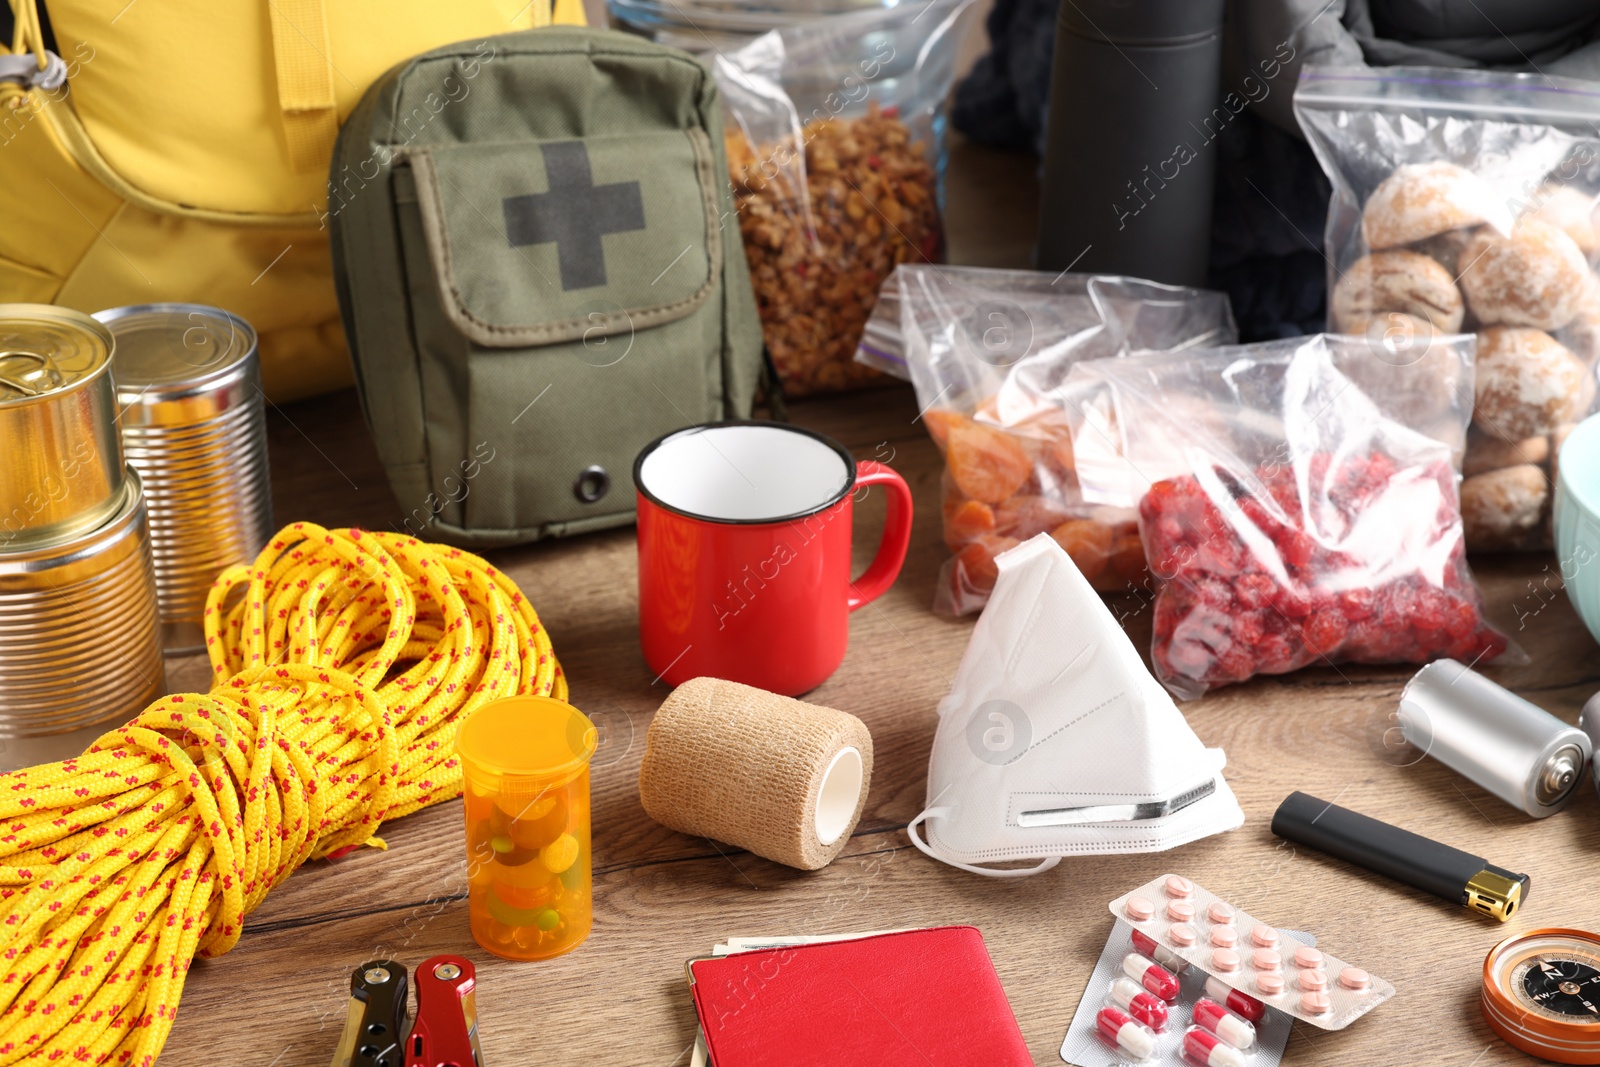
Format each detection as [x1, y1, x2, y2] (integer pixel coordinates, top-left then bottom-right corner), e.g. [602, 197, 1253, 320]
[687, 926, 1033, 1066]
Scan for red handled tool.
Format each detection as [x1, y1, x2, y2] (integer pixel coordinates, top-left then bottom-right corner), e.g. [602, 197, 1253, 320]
[331, 955, 484, 1067]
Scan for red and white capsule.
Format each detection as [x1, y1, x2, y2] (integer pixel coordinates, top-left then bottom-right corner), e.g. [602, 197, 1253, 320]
[1131, 929, 1187, 973]
[1204, 976, 1267, 1023]
[1109, 976, 1169, 1030]
[1183, 1026, 1249, 1067]
[1097, 1005, 1157, 1061]
[1192, 997, 1257, 1050]
[1123, 952, 1181, 1001]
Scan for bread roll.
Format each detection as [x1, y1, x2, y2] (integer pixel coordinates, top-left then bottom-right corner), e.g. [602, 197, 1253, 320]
[1526, 184, 1599, 255]
[1560, 271, 1600, 363]
[1473, 327, 1587, 440]
[1462, 434, 1550, 477]
[1331, 251, 1464, 333]
[1459, 218, 1589, 330]
[1462, 465, 1549, 550]
[1362, 163, 1502, 250]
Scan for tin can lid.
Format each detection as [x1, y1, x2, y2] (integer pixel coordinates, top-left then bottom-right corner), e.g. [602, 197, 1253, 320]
[0, 305, 113, 406]
[95, 304, 257, 395]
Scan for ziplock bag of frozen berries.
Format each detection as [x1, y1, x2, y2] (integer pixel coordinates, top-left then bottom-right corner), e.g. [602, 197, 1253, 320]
[885, 265, 1235, 614]
[713, 0, 976, 396]
[1296, 66, 1600, 551]
[1071, 332, 1520, 700]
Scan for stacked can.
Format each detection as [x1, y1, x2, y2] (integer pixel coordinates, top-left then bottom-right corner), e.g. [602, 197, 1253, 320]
[0, 305, 165, 736]
[96, 305, 273, 653]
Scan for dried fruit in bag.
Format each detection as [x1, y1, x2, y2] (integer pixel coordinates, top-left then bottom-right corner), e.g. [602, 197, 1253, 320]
[726, 106, 941, 396]
[1140, 453, 1513, 696]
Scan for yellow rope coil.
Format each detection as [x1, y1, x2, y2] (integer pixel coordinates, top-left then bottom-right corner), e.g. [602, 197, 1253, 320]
[0, 524, 564, 1065]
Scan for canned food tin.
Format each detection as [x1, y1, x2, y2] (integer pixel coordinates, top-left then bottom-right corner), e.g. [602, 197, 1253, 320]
[0, 468, 165, 737]
[0, 304, 126, 548]
[95, 304, 273, 653]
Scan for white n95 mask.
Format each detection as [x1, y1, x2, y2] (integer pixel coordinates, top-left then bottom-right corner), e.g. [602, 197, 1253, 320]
[908, 534, 1244, 877]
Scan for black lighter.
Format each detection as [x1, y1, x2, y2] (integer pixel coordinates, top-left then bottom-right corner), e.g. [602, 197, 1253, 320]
[1272, 791, 1529, 922]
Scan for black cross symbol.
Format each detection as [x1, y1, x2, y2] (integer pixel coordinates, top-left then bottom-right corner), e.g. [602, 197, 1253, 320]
[502, 141, 646, 291]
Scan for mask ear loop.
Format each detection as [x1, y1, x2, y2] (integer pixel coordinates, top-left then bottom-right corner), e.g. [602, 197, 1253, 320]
[906, 807, 1061, 878]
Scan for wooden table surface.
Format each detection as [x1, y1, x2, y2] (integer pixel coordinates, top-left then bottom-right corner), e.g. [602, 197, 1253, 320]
[43, 140, 1600, 1067]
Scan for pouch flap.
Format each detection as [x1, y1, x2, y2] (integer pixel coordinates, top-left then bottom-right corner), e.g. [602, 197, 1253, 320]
[404, 128, 720, 347]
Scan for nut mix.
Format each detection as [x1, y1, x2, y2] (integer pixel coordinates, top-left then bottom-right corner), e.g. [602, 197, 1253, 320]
[726, 103, 941, 396]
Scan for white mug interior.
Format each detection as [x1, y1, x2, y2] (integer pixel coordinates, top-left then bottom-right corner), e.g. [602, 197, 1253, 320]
[638, 424, 852, 522]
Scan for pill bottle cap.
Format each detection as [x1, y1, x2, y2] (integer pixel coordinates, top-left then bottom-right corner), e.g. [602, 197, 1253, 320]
[455, 696, 597, 790]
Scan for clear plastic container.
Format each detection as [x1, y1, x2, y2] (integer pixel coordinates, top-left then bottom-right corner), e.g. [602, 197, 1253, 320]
[455, 695, 597, 962]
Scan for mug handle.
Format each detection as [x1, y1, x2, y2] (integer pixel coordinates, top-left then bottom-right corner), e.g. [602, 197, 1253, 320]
[847, 460, 913, 611]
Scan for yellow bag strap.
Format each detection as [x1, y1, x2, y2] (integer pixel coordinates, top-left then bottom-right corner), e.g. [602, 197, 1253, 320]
[267, 0, 339, 174]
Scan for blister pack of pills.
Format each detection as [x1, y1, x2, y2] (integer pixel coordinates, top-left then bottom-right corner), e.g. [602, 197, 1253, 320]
[1109, 874, 1395, 1030]
[1061, 919, 1299, 1067]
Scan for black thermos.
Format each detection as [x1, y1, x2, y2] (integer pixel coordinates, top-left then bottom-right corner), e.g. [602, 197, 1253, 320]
[1035, 0, 1227, 287]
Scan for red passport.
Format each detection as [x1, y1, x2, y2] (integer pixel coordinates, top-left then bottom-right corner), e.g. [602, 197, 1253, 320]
[687, 926, 1033, 1066]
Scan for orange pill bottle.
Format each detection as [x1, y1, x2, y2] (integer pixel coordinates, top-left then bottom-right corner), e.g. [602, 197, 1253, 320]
[455, 696, 597, 961]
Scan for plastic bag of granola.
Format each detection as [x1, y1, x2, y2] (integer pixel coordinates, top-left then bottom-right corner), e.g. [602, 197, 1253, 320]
[886, 265, 1236, 613]
[713, 0, 976, 396]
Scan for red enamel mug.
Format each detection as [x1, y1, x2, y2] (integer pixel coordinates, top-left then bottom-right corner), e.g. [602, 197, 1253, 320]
[634, 421, 913, 696]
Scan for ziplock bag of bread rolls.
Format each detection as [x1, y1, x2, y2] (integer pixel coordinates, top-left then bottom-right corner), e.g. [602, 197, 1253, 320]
[863, 265, 1234, 614]
[906, 533, 1244, 876]
[1296, 66, 1600, 551]
[1070, 333, 1520, 700]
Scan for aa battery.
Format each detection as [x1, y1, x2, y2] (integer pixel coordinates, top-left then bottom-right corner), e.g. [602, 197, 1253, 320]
[1399, 659, 1590, 818]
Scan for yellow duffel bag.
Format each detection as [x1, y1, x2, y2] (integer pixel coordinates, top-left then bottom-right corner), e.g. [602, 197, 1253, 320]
[0, 0, 583, 400]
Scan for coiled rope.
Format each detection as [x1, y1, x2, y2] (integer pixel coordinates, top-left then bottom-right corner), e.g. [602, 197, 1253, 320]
[0, 524, 564, 1065]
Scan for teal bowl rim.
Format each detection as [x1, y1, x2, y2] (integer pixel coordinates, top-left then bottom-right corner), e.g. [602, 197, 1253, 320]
[1561, 413, 1600, 520]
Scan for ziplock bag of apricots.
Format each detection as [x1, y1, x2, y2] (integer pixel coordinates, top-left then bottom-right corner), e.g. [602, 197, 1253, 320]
[889, 265, 1235, 614]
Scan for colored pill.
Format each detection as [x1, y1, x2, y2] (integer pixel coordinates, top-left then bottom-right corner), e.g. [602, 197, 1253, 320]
[1255, 972, 1285, 996]
[1109, 977, 1169, 1030]
[1299, 969, 1328, 991]
[1205, 977, 1267, 1023]
[534, 907, 561, 931]
[1339, 966, 1371, 992]
[540, 833, 579, 875]
[1183, 1026, 1248, 1067]
[1165, 875, 1195, 898]
[1250, 925, 1279, 949]
[1209, 926, 1238, 949]
[1169, 923, 1197, 947]
[1097, 1006, 1157, 1060]
[1207, 902, 1236, 925]
[1125, 895, 1156, 922]
[1211, 948, 1240, 973]
[1300, 991, 1332, 1015]
[1131, 929, 1186, 972]
[1294, 946, 1325, 970]
[1193, 998, 1257, 1050]
[1168, 900, 1196, 922]
[1251, 949, 1281, 972]
[1123, 953, 1181, 1001]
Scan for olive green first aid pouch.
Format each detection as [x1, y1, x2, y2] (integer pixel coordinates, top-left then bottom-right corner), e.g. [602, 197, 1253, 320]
[330, 28, 764, 545]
